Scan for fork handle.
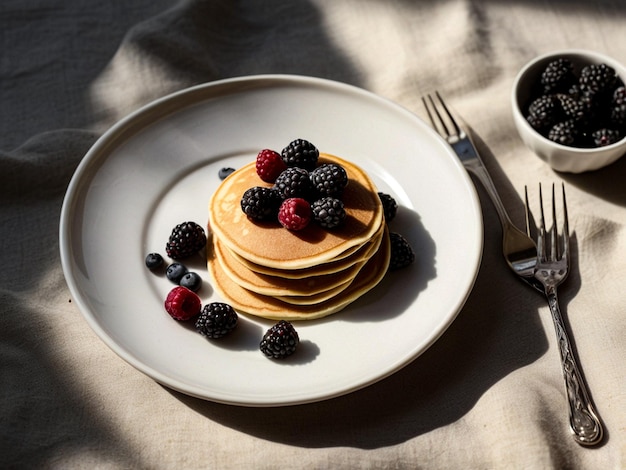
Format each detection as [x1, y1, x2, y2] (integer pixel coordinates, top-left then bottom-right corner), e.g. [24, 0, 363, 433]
[454, 145, 513, 229]
[545, 286, 604, 446]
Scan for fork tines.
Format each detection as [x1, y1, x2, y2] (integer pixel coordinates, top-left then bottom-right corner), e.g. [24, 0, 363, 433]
[525, 183, 569, 262]
[421, 91, 462, 142]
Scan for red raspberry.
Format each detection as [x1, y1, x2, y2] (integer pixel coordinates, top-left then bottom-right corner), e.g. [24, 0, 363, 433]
[256, 149, 287, 183]
[164, 286, 201, 321]
[278, 198, 312, 231]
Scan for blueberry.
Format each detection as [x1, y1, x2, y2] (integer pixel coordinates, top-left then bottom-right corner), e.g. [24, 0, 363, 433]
[218, 167, 236, 180]
[166, 263, 188, 283]
[179, 272, 202, 292]
[145, 253, 164, 269]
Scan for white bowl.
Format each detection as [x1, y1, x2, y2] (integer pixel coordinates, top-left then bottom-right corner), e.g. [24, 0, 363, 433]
[512, 49, 626, 173]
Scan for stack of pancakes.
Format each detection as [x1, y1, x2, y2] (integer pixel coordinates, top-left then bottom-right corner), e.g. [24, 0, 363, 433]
[207, 153, 390, 320]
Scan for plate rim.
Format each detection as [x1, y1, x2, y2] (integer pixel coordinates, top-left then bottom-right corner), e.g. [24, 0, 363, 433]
[59, 74, 484, 406]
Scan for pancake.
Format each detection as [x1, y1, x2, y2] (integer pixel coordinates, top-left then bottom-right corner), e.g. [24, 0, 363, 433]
[208, 153, 383, 270]
[206, 226, 391, 320]
[228, 222, 384, 279]
[274, 280, 353, 305]
[213, 237, 368, 296]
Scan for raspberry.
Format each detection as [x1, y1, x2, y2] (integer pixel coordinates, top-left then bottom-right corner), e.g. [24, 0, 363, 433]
[164, 286, 201, 321]
[195, 302, 238, 339]
[309, 163, 348, 198]
[281, 139, 319, 170]
[378, 192, 398, 222]
[260, 320, 300, 359]
[165, 221, 207, 259]
[311, 197, 345, 229]
[240, 186, 282, 221]
[256, 149, 287, 183]
[278, 198, 311, 231]
[274, 167, 313, 200]
[389, 232, 415, 271]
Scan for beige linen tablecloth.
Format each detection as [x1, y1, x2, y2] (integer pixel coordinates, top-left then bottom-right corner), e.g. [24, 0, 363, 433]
[2, 1, 625, 468]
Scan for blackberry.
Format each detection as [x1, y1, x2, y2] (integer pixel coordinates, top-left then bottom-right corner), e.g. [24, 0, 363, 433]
[611, 86, 626, 125]
[526, 114, 551, 134]
[541, 58, 576, 94]
[309, 163, 348, 198]
[556, 93, 599, 131]
[311, 197, 346, 229]
[579, 63, 618, 98]
[556, 94, 582, 120]
[195, 302, 238, 339]
[389, 232, 415, 271]
[179, 272, 202, 292]
[166, 262, 188, 283]
[592, 128, 621, 147]
[273, 167, 313, 200]
[240, 186, 282, 221]
[165, 221, 207, 259]
[612, 107, 626, 127]
[145, 252, 164, 269]
[526, 95, 561, 132]
[578, 93, 605, 128]
[528, 94, 557, 116]
[567, 83, 582, 100]
[614, 86, 626, 105]
[281, 139, 319, 170]
[525, 57, 626, 149]
[259, 320, 299, 359]
[378, 192, 398, 222]
[548, 120, 580, 146]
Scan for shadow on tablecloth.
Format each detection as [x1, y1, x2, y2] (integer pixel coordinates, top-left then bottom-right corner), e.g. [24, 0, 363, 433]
[170, 177, 573, 449]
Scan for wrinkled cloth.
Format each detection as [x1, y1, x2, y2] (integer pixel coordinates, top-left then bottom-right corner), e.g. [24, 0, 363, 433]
[2, 0, 625, 468]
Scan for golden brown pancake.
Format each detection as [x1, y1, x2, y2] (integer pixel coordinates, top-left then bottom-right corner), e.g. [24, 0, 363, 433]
[209, 153, 383, 270]
[228, 222, 384, 279]
[213, 237, 367, 296]
[206, 227, 390, 320]
[274, 281, 353, 305]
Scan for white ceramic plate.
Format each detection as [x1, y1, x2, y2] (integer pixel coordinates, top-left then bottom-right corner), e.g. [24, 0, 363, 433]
[60, 75, 483, 407]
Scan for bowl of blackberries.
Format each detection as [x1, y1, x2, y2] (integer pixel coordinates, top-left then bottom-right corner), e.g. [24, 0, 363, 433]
[512, 49, 626, 173]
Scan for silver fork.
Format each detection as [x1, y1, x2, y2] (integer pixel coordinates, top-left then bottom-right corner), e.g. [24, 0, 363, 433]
[422, 92, 540, 291]
[525, 183, 603, 446]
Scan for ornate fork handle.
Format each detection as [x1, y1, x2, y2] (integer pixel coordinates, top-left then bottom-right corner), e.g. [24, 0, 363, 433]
[545, 285, 603, 446]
